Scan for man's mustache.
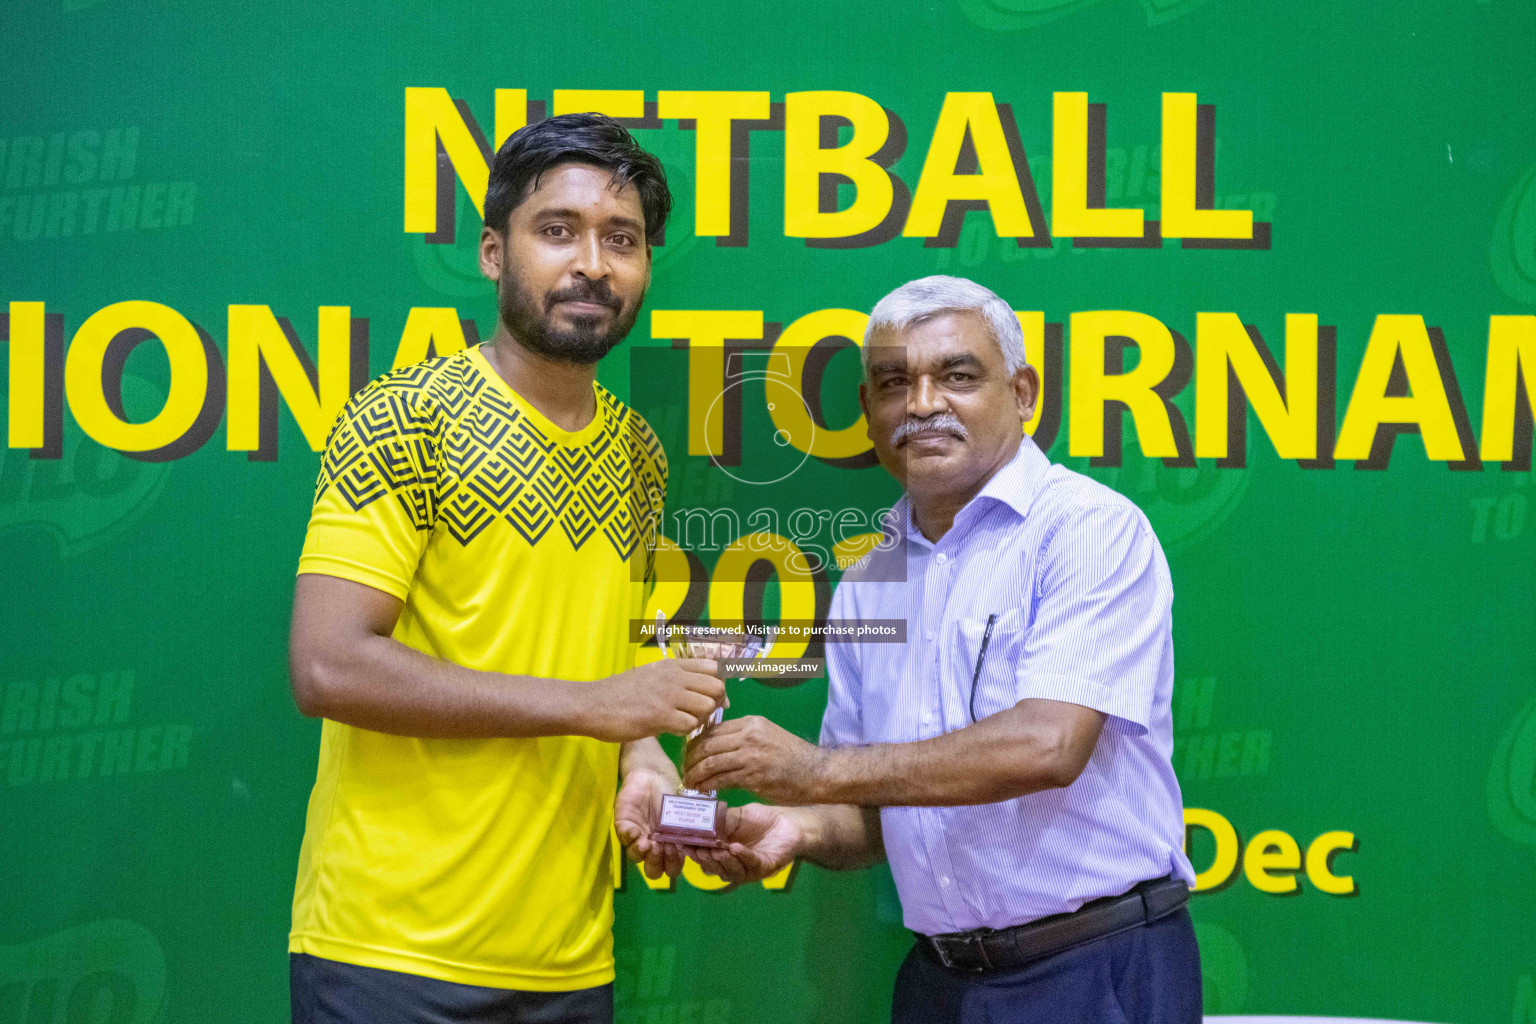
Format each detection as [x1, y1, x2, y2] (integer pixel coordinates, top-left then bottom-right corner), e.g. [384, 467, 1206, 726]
[546, 281, 622, 313]
[891, 413, 968, 447]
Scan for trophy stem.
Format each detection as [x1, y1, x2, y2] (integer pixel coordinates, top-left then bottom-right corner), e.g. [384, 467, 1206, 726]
[649, 613, 767, 848]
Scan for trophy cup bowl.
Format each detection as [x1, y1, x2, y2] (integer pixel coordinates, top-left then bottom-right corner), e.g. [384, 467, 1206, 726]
[653, 620, 764, 849]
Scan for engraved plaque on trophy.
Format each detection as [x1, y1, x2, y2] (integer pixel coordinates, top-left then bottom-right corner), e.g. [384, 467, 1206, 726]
[652, 611, 764, 848]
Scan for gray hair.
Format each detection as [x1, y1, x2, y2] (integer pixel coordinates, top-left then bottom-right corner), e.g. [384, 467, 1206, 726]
[862, 275, 1027, 376]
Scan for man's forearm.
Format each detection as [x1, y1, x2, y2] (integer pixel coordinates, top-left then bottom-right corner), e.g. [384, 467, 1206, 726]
[786, 804, 885, 871]
[292, 575, 723, 743]
[621, 737, 680, 785]
[810, 700, 1103, 807]
[295, 631, 601, 740]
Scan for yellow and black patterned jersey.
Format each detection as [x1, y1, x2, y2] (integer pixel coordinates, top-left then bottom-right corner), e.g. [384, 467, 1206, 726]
[289, 344, 665, 991]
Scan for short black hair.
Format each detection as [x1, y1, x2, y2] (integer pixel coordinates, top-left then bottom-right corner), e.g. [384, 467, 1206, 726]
[483, 112, 671, 245]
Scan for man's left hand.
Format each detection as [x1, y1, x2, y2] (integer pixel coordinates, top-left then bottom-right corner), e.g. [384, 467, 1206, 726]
[614, 767, 685, 879]
[683, 716, 827, 804]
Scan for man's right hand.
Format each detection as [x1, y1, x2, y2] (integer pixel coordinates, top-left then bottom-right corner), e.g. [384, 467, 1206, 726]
[690, 803, 804, 884]
[588, 659, 724, 742]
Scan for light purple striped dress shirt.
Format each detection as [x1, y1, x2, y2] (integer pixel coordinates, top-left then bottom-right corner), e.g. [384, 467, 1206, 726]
[821, 435, 1195, 936]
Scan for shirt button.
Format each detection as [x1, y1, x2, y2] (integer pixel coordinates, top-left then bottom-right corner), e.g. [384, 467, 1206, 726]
[936, 552, 947, 564]
[925, 630, 935, 641]
[941, 876, 952, 887]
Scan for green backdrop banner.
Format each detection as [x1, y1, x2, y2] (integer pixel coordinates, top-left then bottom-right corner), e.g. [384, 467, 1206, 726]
[3, 1, 1535, 1021]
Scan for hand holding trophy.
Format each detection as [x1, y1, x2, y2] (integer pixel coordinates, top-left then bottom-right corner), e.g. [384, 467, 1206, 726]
[652, 610, 765, 848]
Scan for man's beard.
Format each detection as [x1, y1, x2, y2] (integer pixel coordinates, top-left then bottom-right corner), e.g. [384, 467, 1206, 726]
[497, 260, 641, 365]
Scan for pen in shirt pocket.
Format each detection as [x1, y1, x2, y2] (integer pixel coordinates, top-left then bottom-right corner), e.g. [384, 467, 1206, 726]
[968, 613, 999, 723]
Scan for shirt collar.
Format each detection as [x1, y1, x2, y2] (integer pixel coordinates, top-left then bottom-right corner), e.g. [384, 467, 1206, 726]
[893, 435, 1051, 546]
[972, 435, 1051, 519]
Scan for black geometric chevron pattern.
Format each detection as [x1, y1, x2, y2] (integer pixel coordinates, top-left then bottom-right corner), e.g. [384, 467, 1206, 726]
[315, 351, 667, 561]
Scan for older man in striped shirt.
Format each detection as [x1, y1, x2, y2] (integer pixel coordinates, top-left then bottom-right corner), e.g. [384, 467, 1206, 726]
[681, 276, 1201, 1023]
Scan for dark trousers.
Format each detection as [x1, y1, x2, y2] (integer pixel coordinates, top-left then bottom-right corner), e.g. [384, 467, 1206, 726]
[891, 906, 1202, 1024]
[290, 953, 613, 1024]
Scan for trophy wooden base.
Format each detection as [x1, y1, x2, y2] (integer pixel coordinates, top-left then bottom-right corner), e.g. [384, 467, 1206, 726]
[654, 792, 728, 848]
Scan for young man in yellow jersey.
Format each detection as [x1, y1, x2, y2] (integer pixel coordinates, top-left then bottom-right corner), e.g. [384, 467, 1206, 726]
[285, 113, 718, 1024]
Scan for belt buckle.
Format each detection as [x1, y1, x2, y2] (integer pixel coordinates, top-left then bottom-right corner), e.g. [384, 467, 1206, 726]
[938, 930, 992, 973]
[967, 932, 994, 972]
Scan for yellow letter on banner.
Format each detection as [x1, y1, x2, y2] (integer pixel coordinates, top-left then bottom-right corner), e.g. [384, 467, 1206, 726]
[638, 538, 703, 671]
[552, 90, 645, 118]
[1183, 808, 1238, 892]
[1161, 93, 1254, 241]
[1068, 311, 1180, 459]
[494, 90, 529, 147]
[759, 861, 796, 890]
[1051, 92, 1144, 240]
[768, 308, 872, 460]
[904, 93, 1035, 241]
[681, 858, 730, 891]
[659, 91, 771, 238]
[1304, 831, 1357, 895]
[651, 310, 764, 458]
[1335, 315, 1465, 461]
[1016, 311, 1047, 437]
[393, 307, 469, 370]
[227, 305, 355, 452]
[1480, 315, 1536, 462]
[403, 88, 527, 234]
[1194, 312, 1318, 460]
[65, 301, 208, 452]
[1243, 829, 1301, 895]
[710, 532, 818, 660]
[7, 301, 45, 448]
[784, 91, 895, 240]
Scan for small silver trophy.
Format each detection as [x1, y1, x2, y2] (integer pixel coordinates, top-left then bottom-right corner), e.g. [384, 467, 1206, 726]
[652, 610, 765, 848]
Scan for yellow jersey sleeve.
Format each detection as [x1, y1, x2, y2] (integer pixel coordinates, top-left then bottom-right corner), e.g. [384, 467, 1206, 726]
[297, 379, 441, 600]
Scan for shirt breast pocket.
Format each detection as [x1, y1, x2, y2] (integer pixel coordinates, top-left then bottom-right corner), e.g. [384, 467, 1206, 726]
[948, 609, 1024, 726]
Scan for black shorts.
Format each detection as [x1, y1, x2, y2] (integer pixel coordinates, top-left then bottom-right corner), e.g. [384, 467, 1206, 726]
[290, 953, 613, 1024]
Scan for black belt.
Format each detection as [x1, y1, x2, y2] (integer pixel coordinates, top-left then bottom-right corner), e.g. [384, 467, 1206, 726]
[919, 876, 1190, 974]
